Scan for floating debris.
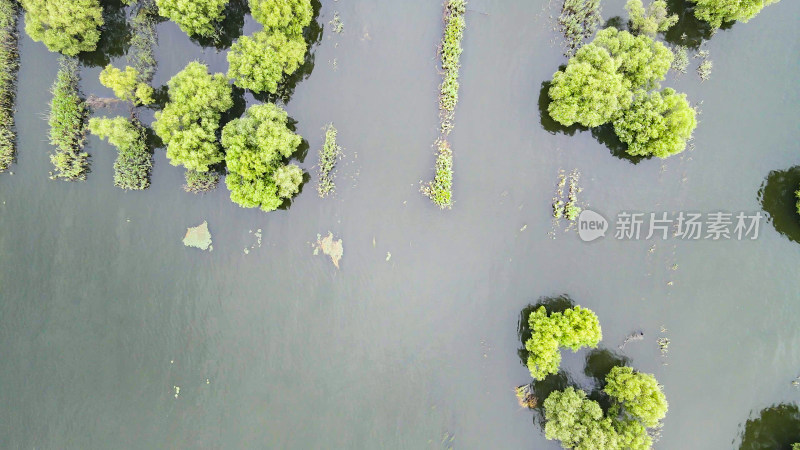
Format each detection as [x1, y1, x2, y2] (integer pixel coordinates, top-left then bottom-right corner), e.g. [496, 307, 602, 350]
[183, 221, 212, 251]
[173, 386, 180, 398]
[386, 252, 391, 261]
[619, 331, 645, 349]
[516, 384, 537, 409]
[313, 232, 343, 269]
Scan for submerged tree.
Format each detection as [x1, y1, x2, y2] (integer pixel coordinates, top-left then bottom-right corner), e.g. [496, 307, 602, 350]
[525, 305, 602, 380]
[691, 0, 781, 29]
[613, 88, 697, 158]
[222, 103, 304, 212]
[156, 0, 229, 37]
[605, 366, 668, 428]
[248, 0, 312, 34]
[544, 387, 620, 449]
[227, 30, 307, 94]
[20, 0, 103, 55]
[153, 62, 232, 188]
[592, 27, 673, 91]
[99, 65, 154, 106]
[625, 0, 678, 37]
[89, 116, 152, 190]
[49, 58, 89, 180]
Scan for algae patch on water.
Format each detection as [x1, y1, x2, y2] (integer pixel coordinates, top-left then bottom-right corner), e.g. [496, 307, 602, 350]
[183, 221, 212, 251]
[313, 232, 343, 268]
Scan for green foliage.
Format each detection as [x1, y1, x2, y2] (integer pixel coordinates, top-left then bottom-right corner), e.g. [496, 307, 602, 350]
[99, 65, 154, 105]
[548, 44, 629, 127]
[793, 443, 800, 450]
[227, 30, 307, 94]
[438, 0, 466, 134]
[543, 387, 620, 449]
[222, 103, 304, 212]
[795, 189, 800, 216]
[130, 0, 158, 84]
[592, 27, 673, 91]
[613, 88, 697, 158]
[422, 140, 454, 209]
[184, 169, 219, 193]
[672, 45, 689, 73]
[605, 366, 668, 428]
[691, 0, 781, 29]
[626, 0, 678, 36]
[155, 0, 228, 37]
[49, 58, 89, 181]
[558, 0, 602, 58]
[317, 124, 342, 198]
[697, 58, 713, 81]
[153, 62, 232, 174]
[0, 0, 19, 173]
[21, 0, 103, 55]
[248, 0, 312, 34]
[89, 117, 152, 190]
[524, 306, 602, 380]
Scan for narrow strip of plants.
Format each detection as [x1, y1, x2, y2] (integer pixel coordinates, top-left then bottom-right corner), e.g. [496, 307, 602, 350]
[49, 58, 90, 181]
[0, 0, 19, 173]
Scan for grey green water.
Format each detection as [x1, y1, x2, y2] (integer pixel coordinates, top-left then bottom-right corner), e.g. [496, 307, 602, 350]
[1, 0, 799, 448]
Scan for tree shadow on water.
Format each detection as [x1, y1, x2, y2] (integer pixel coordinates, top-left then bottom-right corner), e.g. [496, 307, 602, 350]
[538, 81, 586, 137]
[591, 124, 650, 165]
[738, 403, 800, 450]
[662, 0, 734, 49]
[190, 0, 249, 50]
[78, 0, 131, 67]
[758, 166, 800, 245]
[583, 348, 630, 410]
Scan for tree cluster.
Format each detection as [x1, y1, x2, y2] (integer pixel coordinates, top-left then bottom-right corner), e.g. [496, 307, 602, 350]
[524, 306, 602, 380]
[227, 0, 312, 93]
[155, 0, 229, 37]
[89, 116, 152, 190]
[20, 0, 103, 56]
[548, 27, 696, 159]
[691, 0, 781, 29]
[223, 103, 304, 212]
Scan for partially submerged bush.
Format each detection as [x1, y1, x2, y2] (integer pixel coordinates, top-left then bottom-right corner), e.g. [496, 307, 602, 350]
[604, 366, 668, 428]
[421, 140, 453, 209]
[156, 0, 228, 37]
[592, 27, 673, 91]
[21, 0, 103, 55]
[248, 0, 312, 34]
[438, 0, 466, 134]
[89, 116, 152, 190]
[613, 88, 697, 159]
[625, 0, 678, 36]
[49, 58, 89, 181]
[691, 0, 781, 29]
[525, 305, 602, 380]
[558, 0, 602, 58]
[0, 0, 19, 172]
[99, 65, 154, 105]
[222, 103, 304, 212]
[227, 30, 307, 94]
[317, 124, 342, 198]
[153, 62, 232, 177]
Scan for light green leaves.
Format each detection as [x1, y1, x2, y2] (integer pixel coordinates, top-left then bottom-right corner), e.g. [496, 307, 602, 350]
[613, 88, 697, 158]
[21, 0, 103, 56]
[604, 366, 668, 428]
[626, 0, 678, 36]
[544, 387, 620, 449]
[525, 306, 602, 380]
[156, 0, 228, 37]
[99, 65, 154, 106]
[692, 0, 781, 28]
[249, 0, 312, 35]
[227, 30, 307, 94]
[89, 117, 152, 190]
[593, 27, 672, 91]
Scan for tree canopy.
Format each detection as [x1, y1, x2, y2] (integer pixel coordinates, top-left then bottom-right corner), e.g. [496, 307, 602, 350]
[691, 0, 781, 28]
[592, 27, 672, 91]
[222, 103, 304, 212]
[525, 306, 602, 380]
[625, 0, 678, 36]
[89, 117, 152, 190]
[613, 88, 696, 158]
[155, 0, 228, 37]
[99, 65, 154, 106]
[227, 30, 307, 94]
[604, 366, 669, 428]
[153, 62, 232, 173]
[544, 387, 620, 449]
[249, 0, 312, 34]
[20, 0, 103, 56]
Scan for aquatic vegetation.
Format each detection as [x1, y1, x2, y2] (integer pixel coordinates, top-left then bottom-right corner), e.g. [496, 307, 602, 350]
[184, 170, 220, 193]
[248, 0, 312, 35]
[153, 62, 232, 186]
[525, 305, 602, 380]
[20, 0, 103, 55]
[49, 58, 90, 181]
[438, 0, 466, 134]
[544, 387, 621, 448]
[317, 124, 342, 198]
[222, 103, 304, 212]
[592, 27, 673, 91]
[613, 88, 697, 158]
[330, 11, 343, 34]
[183, 221, 212, 250]
[156, 0, 228, 37]
[605, 366, 668, 428]
[89, 117, 152, 190]
[671, 45, 689, 73]
[691, 0, 781, 29]
[129, 0, 159, 85]
[313, 232, 343, 269]
[99, 65, 154, 106]
[0, 0, 19, 173]
[697, 58, 713, 82]
[516, 384, 538, 409]
[625, 0, 678, 37]
[421, 140, 453, 209]
[227, 30, 307, 94]
[565, 170, 581, 221]
[558, 0, 602, 58]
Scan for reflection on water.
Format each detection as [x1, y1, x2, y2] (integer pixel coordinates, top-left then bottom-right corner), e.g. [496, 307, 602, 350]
[758, 166, 800, 244]
[591, 123, 650, 165]
[78, 0, 131, 67]
[738, 403, 800, 450]
[663, 0, 725, 49]
[190, 0, 249, 50]
[537, 80, 584, 137]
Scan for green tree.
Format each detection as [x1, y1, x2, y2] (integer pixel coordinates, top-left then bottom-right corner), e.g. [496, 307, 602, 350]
[99, 65, 154, 105]
[613, 88, 697, 158]
[227, 30, 307, 94]
[604, 366, 668, 428]
[548, 44, 629, 127]
[155, 0, 228, 37]
[525, 306, 602, 380]
[543, 387, 620, 449]
[222, 103, 304, 212]
[593, 27, 673, 91]
[248, 0, 312, 34]
[20, 0, 103, 56]
[89, 116, 152, 190]
[153, 62, 232, 175]
[626, 0, 678, 36]
[691, 0, 781, 29]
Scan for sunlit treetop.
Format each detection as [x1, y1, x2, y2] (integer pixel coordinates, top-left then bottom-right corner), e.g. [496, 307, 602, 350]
[227, 29, 307, 94]
[20, 0, 103, 56]
[525, 306, 602, 379]
[592, 27, 673, 91]
[155, 0, 229, 37]
[249, 0, 312, 35]
[543, 387, 620, 449]
[604, 366, 669, 428]
[691, 0, 781, 29]
[625, 0, 678, 36]
[99, 65, 154, 106]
